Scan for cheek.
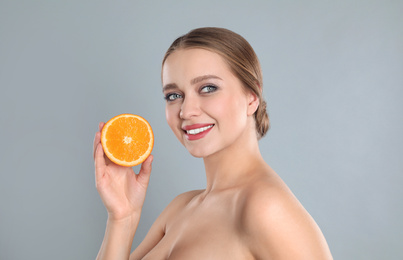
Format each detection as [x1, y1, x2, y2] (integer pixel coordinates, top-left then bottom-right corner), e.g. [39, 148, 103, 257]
[165, 104, 186, 145]
[212, 95, 247, 120]
[165, 105, 180, 130]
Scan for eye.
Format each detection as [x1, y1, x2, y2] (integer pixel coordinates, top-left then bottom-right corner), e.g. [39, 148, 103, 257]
[200, 85, 217, 93]
[164, 93, 182, 101]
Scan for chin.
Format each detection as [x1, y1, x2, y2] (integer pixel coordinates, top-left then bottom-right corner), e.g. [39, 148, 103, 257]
[189, 152, 205, 158]
[185, 143, 222, 159]
[185, 147, 209, 158]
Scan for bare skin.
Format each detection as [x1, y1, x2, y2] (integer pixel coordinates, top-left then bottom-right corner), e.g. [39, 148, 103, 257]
[94, 48, 332, 259]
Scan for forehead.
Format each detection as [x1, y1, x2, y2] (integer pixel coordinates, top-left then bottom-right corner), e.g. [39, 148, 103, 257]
[162, 48, 232, 84]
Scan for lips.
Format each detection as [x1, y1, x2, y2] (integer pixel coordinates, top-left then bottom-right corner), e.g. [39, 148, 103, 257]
[182, 124, 214, 141]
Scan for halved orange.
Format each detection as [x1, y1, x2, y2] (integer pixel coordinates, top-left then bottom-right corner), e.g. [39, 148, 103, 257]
[101, 114, 154, 167]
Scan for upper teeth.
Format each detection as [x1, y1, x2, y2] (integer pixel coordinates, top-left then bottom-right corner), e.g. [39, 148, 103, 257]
[186, 125, 213, 135]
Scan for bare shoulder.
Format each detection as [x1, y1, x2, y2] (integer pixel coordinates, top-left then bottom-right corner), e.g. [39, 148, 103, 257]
[166, 190, 204, 211]
[241, 169, 332, 259]
[173, 189, 204, 203]
[156, 189, 204, 223]
[129, 190, 203, 260]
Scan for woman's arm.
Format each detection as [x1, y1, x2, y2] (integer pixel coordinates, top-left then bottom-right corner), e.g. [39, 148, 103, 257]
[97, 215, 140, 260]
[93, 122, 153, 260]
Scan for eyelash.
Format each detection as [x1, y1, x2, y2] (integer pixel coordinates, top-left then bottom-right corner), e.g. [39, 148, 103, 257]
[200, 84, 217, 93]
[164, 84, 218, 102]
[164, 93, 182, 101]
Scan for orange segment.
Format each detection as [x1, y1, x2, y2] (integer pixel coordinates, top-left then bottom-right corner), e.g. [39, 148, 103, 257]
[101, 114, 154, 167]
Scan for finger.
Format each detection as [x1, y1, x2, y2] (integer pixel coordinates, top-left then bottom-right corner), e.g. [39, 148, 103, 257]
[137, 155, 153, 187]
[93, 122, 104, 159]
[93, 131, 101, 160]
[96, 122, 113, 165]
[94, 143, 107, 183]
[99, 122, 105, 132]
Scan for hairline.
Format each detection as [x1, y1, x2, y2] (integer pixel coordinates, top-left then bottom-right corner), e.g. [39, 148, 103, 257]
[162, 46, 251, 94]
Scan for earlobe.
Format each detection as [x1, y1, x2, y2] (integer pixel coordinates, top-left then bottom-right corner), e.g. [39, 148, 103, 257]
[247, 92, 259, 116]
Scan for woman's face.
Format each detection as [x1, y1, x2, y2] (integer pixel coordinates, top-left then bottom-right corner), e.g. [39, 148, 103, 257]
[162, 48, 257, 158]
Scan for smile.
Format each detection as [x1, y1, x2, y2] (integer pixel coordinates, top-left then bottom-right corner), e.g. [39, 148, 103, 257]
[182, 124, 215, 141]
[186, 125, 214, 135]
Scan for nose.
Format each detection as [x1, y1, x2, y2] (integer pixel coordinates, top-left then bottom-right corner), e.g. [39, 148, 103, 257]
[179, 95, 201, 119]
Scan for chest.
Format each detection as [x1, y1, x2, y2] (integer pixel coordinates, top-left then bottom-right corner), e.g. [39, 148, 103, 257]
[143, 195, 254, 259]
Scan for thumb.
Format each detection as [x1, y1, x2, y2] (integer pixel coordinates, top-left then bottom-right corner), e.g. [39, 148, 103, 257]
[137, 155, 153, 187]
[94, 143, 106, 181]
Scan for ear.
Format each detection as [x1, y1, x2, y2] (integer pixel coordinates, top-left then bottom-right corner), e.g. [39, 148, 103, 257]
[247, 91, 259, 116]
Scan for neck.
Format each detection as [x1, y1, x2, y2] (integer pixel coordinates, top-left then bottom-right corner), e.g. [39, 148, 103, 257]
[202, 130, 265, 193]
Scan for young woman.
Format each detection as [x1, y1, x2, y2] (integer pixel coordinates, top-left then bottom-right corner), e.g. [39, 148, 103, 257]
[93, 27, 332, 259]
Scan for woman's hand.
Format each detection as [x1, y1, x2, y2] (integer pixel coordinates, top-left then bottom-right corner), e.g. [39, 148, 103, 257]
[93, 122, 153, 221]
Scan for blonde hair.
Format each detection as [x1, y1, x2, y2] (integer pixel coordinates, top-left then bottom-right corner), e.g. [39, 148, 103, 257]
[162, 27, 270, 139]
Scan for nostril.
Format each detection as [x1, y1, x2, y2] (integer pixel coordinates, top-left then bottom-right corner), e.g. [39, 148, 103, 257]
[179, 99, 200, 119]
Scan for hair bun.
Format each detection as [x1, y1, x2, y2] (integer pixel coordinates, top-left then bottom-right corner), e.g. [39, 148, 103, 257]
[255, 100, 270, 139]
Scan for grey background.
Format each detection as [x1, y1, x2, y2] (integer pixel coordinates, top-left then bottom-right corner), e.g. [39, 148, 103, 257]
[1, 0, 402, 259]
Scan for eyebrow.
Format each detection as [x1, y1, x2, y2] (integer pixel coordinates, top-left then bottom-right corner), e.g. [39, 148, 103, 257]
[162, 83, 178, 93]
[163, 74, 222, 93]
[190, 74, 222, 85]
